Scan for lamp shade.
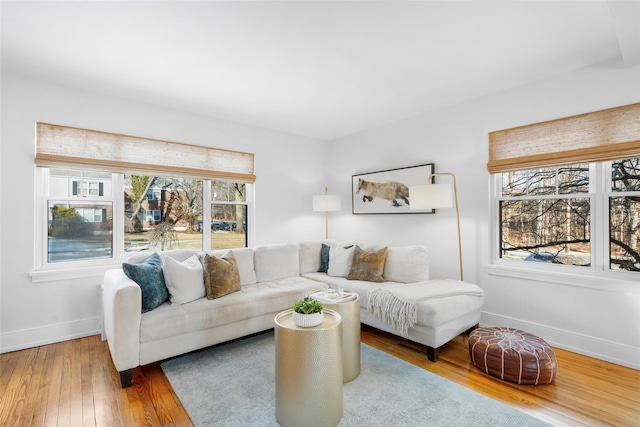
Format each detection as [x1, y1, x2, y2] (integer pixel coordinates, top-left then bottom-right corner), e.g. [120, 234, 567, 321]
[409, 184, 453, 210]
[313, 194, 341, 212]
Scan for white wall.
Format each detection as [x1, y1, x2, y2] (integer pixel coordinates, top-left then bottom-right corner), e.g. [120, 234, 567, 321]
[326, 65, 640, 369]
[0, 73, 329, 352]
[2, 66, 639, 369]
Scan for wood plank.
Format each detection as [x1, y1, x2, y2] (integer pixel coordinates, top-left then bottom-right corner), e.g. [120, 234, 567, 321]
[42, 341, 64, 427]
[14, 346, 48, 427]
[79, 337, 96, 427]
[0, 347, 39, 427]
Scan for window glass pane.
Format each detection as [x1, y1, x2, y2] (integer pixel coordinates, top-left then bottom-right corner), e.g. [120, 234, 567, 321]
[612, 157, 640, 192]
[500, 198, 590, 266]
[502, 164, 589, 197]
[48, 201, 112, 262]
[526, 168, 557, 196]
[50, 168, 112, 198]
[501, 170, 529, 197]
[610, 196, 640, 272]
[557, 165, 589, 194]
[124, 175, 202, 253]
[210, 181, 247, 250]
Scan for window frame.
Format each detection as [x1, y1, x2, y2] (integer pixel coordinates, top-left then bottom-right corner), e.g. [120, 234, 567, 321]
[32, 168, 254, 282]
[488, 160, 639, 285]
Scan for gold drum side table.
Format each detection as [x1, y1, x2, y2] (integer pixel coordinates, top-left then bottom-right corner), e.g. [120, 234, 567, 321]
[274, 309, 343, 427]
[320, 294, 361, 382]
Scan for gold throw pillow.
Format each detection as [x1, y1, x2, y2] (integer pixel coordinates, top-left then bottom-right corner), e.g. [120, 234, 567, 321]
[347, 245, 388, 282]
[202, 252, 241, 299]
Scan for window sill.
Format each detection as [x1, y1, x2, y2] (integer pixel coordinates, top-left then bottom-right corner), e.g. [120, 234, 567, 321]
[484, 263, 640, 295]
[29, 263, 121, 283]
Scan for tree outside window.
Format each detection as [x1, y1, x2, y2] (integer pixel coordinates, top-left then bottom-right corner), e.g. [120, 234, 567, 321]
[499, 158, 639, 273]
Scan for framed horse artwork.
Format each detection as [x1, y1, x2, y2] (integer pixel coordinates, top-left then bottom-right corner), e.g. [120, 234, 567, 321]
[352, 163, 435, 214]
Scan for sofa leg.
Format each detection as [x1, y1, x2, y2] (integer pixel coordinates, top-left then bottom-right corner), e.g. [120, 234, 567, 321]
[426, 346, 439, 362]
[120, 369, 133, 388]
[464, 324, 479, 335]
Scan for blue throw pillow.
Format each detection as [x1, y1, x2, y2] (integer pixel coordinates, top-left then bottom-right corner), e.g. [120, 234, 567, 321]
[319, 243, 331, 273]
[122, 252, 168, 313]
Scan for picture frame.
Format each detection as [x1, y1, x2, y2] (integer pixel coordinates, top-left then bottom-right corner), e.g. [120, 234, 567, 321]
[352, 163, 435, 214]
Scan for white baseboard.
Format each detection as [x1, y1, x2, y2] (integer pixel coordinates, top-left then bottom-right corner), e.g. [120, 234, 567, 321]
[0, 316, 101, 354]
[481, 311, 640, 370]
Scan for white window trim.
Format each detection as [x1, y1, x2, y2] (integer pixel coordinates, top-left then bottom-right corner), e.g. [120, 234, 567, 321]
[486, 161, 639, 291]
[32, 170, 254, 282]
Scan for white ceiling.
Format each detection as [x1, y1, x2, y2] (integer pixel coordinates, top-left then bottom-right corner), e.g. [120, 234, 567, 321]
[2, 1, 639, 140]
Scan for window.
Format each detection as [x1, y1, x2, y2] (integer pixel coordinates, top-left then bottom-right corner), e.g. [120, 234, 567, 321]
[37, 168, 251, 268]
[46, 168, 113, 263]
[495, 158, 639, 274]
[488, 104, 639, 278]
[33, 123, 255, 274]
[210, 181, 248, 250]
[500, 164, 591, 267]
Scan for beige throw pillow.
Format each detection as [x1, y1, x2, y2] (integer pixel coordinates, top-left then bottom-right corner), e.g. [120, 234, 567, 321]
[202, 252, 241, 299]
[347, 245, 388, 282]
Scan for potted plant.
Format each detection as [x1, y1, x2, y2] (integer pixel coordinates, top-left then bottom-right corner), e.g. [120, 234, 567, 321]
[292, 296, 323, 327]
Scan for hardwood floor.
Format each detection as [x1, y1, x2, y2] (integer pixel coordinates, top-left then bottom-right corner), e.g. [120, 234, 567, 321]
[1, 327, 638, 426]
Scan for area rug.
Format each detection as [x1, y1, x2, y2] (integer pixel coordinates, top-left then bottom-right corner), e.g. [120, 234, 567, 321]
[161, 331, 550, 427]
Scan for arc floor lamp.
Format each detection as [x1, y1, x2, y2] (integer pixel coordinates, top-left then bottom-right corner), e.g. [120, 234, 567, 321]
[313, 187, 341, 240]
[409, 172, 463, 281]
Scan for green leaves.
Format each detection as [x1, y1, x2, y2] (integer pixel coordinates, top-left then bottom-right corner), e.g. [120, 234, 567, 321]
[292, 296, 323, 314]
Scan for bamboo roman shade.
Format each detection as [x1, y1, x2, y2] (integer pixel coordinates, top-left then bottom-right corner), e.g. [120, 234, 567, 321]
[35, 123, 256, 183]
[487, 103, 640, 173]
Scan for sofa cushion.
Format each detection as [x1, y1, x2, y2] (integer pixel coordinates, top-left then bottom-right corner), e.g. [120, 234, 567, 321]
[383, 245, 429, 283]
[347, 245, 388, 282]
[254, 243, 299, 282]
[139, 276, 328, 343]
[328, 245, 355, 277]
[122, 252, 168, 313]
[163, 254, 206, 305]
[202, 252, 242, 299]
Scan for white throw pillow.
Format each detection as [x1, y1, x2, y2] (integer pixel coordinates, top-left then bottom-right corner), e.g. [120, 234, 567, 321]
[162, 254, 206, 305]
[383, 245, 430, 283]
[328, 245, 355, 277]
[231, 247, 258, 285]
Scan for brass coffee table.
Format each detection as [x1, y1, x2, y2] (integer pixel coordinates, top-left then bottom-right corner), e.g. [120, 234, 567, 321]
[274, 309, 343, 427]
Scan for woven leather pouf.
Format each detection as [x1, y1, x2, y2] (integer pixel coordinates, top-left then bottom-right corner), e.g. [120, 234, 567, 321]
[468, 327, 557, 385]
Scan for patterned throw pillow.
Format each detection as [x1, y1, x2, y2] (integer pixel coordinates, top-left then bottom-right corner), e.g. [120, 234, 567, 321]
[347, 245, 388, 282]
[202, 252, 242, 299]
[122, 252, 169, 313]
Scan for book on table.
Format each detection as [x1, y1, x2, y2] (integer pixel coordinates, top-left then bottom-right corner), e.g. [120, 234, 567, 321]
[309, 290, 357, 304]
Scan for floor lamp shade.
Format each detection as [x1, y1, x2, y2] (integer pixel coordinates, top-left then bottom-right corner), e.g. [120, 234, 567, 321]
[409, 184, 453, 210]
[313, 195, 341, 212]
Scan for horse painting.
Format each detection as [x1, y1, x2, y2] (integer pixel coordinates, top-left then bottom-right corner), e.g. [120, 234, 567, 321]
[356, 178, 410, 207]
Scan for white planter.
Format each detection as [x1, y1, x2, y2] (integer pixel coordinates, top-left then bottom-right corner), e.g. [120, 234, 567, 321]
[292, 311, 323, 328]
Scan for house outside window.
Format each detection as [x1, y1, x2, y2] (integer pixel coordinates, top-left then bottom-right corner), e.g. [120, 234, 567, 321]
[37, 168, 251, 268]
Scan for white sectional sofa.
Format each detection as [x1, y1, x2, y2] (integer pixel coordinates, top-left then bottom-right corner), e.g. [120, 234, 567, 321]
[102, 241, 484, 387]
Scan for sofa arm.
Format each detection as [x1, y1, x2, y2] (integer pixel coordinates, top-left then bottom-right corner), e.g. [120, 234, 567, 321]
[102, 269, 142, 376]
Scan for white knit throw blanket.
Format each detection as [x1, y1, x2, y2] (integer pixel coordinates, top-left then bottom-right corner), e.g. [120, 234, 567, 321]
[367, 280, 483, 335]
